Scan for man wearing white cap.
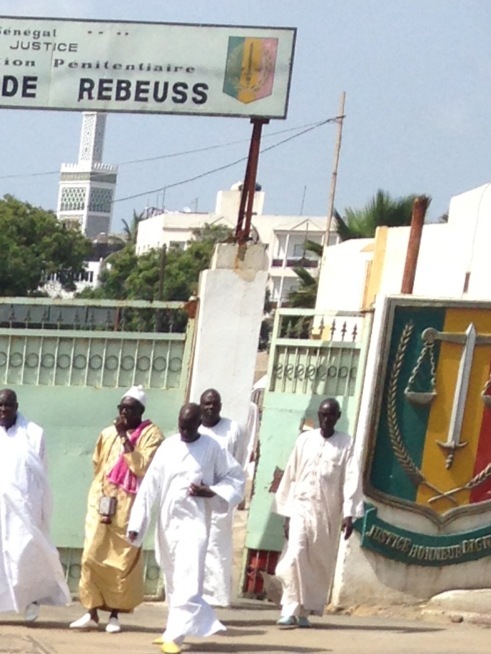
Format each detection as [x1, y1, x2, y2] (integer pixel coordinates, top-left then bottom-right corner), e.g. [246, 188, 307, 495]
[70, 385, 163, 633]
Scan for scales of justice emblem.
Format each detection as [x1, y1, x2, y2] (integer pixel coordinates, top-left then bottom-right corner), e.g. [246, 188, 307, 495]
[372, 308, 491, 525]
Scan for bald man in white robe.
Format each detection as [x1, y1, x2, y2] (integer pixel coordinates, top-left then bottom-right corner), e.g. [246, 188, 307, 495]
[274, 398, 359, 628]
[199, 388, 246, 607]
[128, 402, 245, 654]
[0, 388, 70, 622]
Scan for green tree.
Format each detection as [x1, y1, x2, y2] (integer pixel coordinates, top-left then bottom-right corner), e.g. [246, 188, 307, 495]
[335, 190, 422, 240]
[192, 222, 233, 244]
[83, 245, 141, 299]
[79, 222, 231, 301]
[0, 195, 91, 296]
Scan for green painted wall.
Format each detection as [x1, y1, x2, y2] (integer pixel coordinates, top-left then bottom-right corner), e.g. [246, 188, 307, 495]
[15, 386, 185, 547]
[0, 300, 192, 595]
[245, 309, 372, 555]
[246, 391, 360, 552]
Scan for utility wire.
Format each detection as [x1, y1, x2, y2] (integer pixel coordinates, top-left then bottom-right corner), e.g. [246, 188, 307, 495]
[113, 116, 340, 204]
[0, 118, 330, 181]
[116, 119, 328, 166]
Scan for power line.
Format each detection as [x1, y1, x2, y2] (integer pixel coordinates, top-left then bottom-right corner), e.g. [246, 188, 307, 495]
[0, 169, 60, 180]
[113, 116, 340, 205]
[0, 118, 330, 181]
[116, 119, 328, 167]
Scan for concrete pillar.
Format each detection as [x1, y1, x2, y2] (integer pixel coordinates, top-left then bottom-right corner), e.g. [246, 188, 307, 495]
[189, 243, 268, 429]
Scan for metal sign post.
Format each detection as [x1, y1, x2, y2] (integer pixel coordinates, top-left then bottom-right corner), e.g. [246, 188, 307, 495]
[235, 118, 269, 245]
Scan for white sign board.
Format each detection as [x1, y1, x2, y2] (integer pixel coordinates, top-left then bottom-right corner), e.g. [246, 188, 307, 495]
[0, 16, 296, 118]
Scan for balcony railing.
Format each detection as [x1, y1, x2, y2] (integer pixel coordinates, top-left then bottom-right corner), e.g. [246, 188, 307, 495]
[271, 257, 319, 268]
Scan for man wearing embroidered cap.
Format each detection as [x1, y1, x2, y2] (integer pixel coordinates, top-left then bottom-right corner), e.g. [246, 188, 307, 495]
[70, 385, 163, 633]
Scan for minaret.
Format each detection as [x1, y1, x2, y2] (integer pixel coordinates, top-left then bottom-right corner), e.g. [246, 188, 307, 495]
[56, 112, 118, 237]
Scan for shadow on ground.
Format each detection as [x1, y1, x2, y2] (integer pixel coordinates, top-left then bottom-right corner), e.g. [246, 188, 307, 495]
[185, 645, 330, 653]
[223, 619, 443, 634]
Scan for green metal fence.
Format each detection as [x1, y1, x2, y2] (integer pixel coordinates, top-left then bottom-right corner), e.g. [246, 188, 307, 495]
[243, 308, 372, 596]
[0, 298, 195, 596]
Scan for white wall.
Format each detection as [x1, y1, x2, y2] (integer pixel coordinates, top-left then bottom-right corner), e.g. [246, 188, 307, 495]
[453, 183, 491, 298]
[188, 244, 268, 430]
[378, 223, 459, 297]
[316, 182, 491, 313]
[215, 189, 265, 220]
[316, 239, 373, 312]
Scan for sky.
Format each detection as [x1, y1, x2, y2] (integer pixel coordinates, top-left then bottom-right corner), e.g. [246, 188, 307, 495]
[0, 1, 489, 231]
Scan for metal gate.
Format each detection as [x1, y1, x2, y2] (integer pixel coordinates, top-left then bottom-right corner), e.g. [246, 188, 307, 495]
[0, 298, 195, 596]
[243, 307, 372, 596]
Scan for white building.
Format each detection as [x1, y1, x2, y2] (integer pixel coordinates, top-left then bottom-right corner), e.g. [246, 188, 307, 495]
[316, 182, 491, 313]
[56, 112, 118, 238]
[44, 259, 104, 299]
[136, 184, 337, 305]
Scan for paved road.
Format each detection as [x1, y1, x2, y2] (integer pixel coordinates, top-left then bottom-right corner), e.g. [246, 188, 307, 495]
[1, 600, 490, 654]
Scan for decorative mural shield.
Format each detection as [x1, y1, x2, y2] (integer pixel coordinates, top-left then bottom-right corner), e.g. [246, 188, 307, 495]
[223, 36, 278, 104]
[365, 298, 491, 527]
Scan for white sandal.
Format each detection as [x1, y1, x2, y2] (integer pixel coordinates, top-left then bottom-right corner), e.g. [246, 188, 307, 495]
[69, 613, 99, 630]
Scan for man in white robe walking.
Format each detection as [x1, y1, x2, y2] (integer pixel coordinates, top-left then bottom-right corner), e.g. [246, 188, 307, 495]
[128, 402, 245, 654]
[274, 397, 359, 628]
[199, 388, 246, 607]
[0, 388, 70, 622]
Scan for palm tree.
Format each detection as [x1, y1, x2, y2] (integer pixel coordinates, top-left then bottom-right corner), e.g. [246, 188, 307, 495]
[288, 267, 318, 308]
[121, 210, 145, 245]
[288, 240, 323, 308]
[335, 190, 427, 241]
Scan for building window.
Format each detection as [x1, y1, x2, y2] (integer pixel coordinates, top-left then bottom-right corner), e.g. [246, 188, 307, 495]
[169, 241, 186, 251]
[60, 187, 86, 212]
[88, 187, 113, 213]
[293, 243, 305, 257]
[271, 278, 281, 301]
[79, 270, 94, 283]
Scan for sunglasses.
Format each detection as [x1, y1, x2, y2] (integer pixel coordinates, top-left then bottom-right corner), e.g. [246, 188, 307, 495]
[117, 403, 139, 412]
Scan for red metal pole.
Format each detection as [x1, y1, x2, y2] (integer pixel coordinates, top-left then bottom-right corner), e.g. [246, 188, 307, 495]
[401, 195, 430, 294]
[235, 150, 253, 241]
[235, 118, 268, 244]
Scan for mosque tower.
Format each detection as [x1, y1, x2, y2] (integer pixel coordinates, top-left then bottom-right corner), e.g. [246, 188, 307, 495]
[56, 112, 118, 237]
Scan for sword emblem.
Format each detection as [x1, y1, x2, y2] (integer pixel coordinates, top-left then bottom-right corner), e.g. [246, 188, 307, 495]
[421, 323, 491, 468]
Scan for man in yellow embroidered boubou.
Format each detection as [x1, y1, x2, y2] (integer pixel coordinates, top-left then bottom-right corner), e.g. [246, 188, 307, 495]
[70, 385, 164, 634]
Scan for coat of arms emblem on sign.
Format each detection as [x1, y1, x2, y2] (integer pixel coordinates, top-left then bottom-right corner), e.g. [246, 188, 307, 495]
[359, 299, 491, 565]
